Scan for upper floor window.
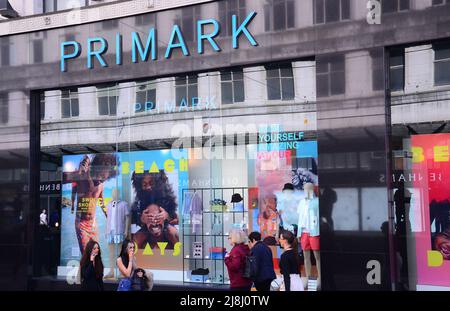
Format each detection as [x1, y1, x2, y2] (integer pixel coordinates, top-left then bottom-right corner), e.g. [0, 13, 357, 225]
[219, 0, 246, 36]
[0, 93, 8, 124]
[42, 0, 88, 13]
[135, 13, 157, 27]
[102, 19, 119, 30]
[0, 37, 10, 67]
[175, 75, 198, 106]
[32, 34, 45, 64]
[61, 88, 79, 118]
[434, 42, 450, 86]
[135, 81, 157, 112]
[221, 69, 245, 104]
[389, 48, 405, 92]
[264, 0, 295, 32]
[97, 85, 118, 116]
[314, 0, 350, 24]
[433, 0, 450, 5]
[381, 0, 409, 14]
[265, 64, 295, 101]
[371, 51, 384, 91]
[174, 6, 201, 42]
[316, 56, 345, 97]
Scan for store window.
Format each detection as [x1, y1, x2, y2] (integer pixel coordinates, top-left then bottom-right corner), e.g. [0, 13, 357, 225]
[175, 75, 198, 107]
[0, 37, 10, 67]
[434, 41, 450, 86]
[221, 69, 245, 104]
[381, 0, 409, 14]
[264, 0, 295, 31]
[265, 64, 295, 101]
[97, 85, 118, 116]
[135, 81, 157, 113]
[61, 89, 79, 118]
[390, 48, 405, 92]
[174, 6, 202, 42]
[316, 56, 345, 97]
[313, 0, 350, 24]
[219, 0, 246, 36]
[0, 93, 7, 124]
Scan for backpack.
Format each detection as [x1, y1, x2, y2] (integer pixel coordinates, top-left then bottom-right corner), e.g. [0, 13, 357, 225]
[242, 255, 258, 279]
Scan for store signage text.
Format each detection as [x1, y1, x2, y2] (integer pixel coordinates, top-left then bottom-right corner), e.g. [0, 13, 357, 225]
[40, 182, 61, 194]
[135, 96, 217, 114]
[412, 146, 449, 163]
[60, 11, 258, 72]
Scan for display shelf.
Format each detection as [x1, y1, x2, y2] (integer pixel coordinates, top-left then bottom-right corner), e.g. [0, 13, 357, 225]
[181, 187, 248, 286]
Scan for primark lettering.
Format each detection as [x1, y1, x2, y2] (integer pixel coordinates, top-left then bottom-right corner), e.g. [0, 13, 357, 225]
[60, 11, 258, 72]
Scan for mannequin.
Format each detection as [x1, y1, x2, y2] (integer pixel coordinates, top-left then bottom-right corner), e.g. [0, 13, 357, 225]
[104, 188, 131, 279]
[297, 182, 321, 290]
[277, 183, 301, 236]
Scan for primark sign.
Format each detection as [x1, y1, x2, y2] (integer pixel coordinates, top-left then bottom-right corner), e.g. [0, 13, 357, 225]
[60, 11, 258, 72]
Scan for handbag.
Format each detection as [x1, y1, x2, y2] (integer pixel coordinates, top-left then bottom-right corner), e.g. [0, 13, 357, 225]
[242, 255, 258, 279]
[117, 278, 132, 291]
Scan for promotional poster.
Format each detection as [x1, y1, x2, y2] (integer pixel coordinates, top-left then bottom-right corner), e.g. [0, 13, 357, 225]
[60, 150, 188, 273]
[412, 134, 450, 287]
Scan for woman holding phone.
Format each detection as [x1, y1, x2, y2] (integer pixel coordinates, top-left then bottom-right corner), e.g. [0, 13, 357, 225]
[116, 239, 137, 290]
[80, 240, 104, 291]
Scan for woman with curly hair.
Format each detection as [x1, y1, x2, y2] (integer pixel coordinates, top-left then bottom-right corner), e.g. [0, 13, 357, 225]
[131, 170, 179, 227]
[63, 153, 119, 254]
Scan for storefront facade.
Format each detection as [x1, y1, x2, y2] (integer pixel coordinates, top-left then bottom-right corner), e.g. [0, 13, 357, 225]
[1, 0, 450, 291]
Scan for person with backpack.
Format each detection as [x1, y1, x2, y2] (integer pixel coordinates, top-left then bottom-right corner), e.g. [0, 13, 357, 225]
[224, 229, 253, 291]
[248, 231, 276, 291]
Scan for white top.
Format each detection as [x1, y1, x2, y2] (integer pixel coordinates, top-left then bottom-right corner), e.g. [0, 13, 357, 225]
[106, 200, 130, 236]
[40, 212, 47, 226]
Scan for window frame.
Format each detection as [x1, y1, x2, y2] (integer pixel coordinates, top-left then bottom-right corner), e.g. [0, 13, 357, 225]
[381, 0, 410, 14]
[433, 42, 450, 87]
[135, 81, 157, 113]
[389, 48, 405, 92]
[264, 0, 296, 32]
[316, 57, 346, 97]
[313, 0, 351, 25]
[265, 64, 295, 101]
[175, 75, 199, 107]
[61, 88, 80, 119]
[220, 68, 245, 105]
[219, 0, 247, 37]
[97, 85, 118, 116]
[174, 6, 202, 43]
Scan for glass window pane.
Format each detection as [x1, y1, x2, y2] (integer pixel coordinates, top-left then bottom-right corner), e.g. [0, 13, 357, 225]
[390, 49, 404, 66]
[280, 66, 293, 77]
[331, 59, 345, 72]
[148, 89, 156, 103]
[435, 44, 450, 60]
[61, 99, 70, 118]
[382, 0, 396, 13]
[44, 0, 55, 12]
[316, 62, 328, 74]
[267, 78, 281, 100]
[136, 91, 146, 105]
[266, 67, 280, 78]
[287, 1, 295, 28]
[109, 97, 117, 115]
[221, 82, 233, 104]
[98, 97, 109, 115]
[176, 86, 187, 104]
[71, 98, 79, 117]
[273, 1, 286, 30]
[264, 5, 271, 31]
[341, 0, 350, 20]
[234, 81, 245, 102]
[390, 67, 404, 91]
[221, 71, 232, 81]
[331, 72, 345, 94]
[33, 40, 43, 63]
[281, 78, 295, 100]
[432, 0, 444, 5]
[435, 60, 450, 85]
[325, 0, 339, 23]
[314, 0, 325, 24]
[233, 70, 243, 81]
[175, 76, 187, 85]
[317, 74, 329, 97]
[188, 85, 198, 99]
[399, 0, 410, 10]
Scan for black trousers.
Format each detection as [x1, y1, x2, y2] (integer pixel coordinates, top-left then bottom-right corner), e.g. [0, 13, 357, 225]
[254, 279, 273, 292]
